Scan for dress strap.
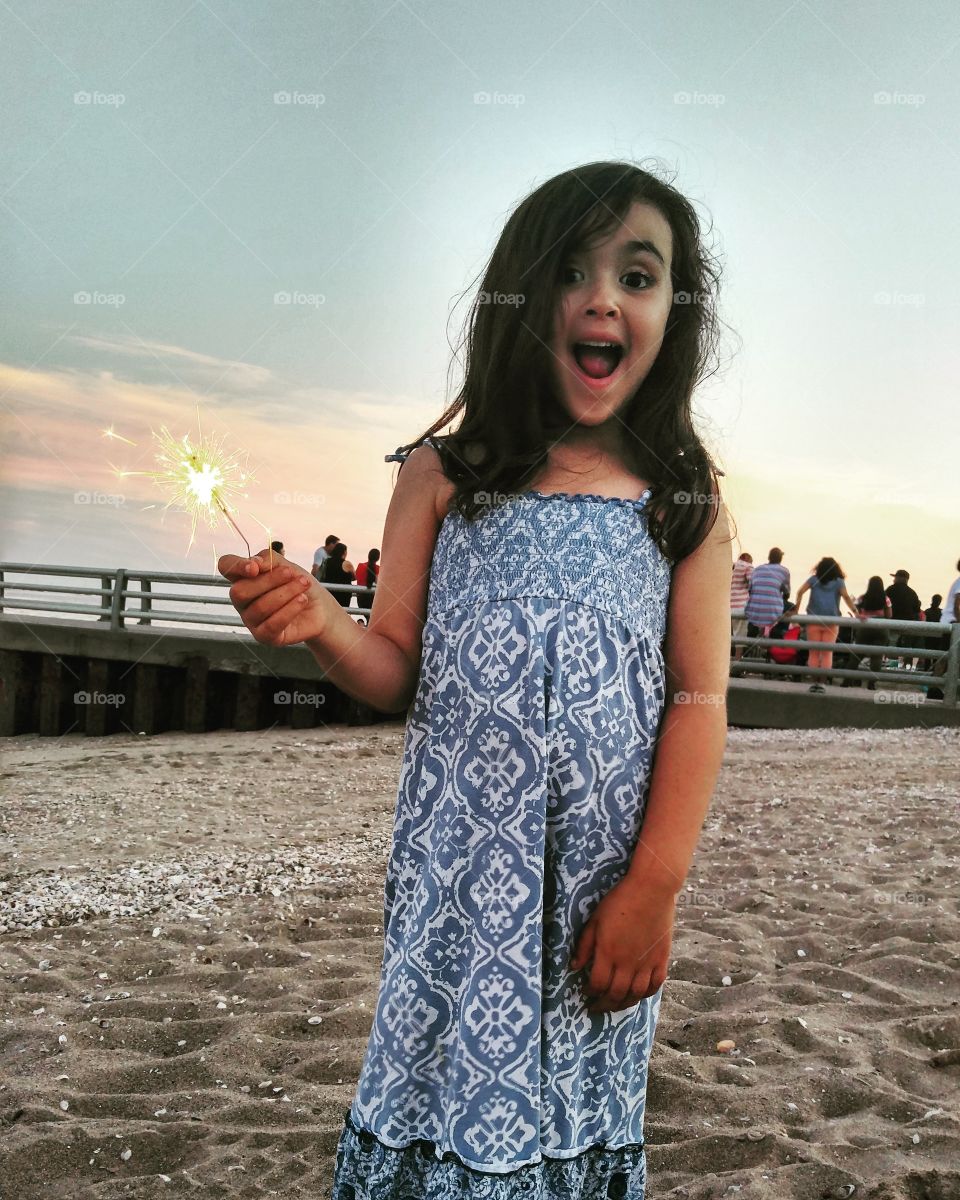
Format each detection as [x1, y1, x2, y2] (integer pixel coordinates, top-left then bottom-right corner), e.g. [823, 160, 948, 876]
[384, 436, 439, 465]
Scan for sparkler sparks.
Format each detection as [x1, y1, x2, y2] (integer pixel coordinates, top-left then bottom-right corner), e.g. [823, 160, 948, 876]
[101, 425, 137, 447]
[106, 422, 258, 556]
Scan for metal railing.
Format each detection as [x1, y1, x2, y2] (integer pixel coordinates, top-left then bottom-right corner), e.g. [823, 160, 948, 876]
[730, 610, 959, 707]
[1, 564, 955, 707]
[0, 562, 375, 632]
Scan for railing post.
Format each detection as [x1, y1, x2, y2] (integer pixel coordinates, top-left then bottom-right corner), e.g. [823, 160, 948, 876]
[109, 569, 127, 631]
[138, 578, 152, 626]
[99, 574, 112, 623]
[943, 622, 960, 709]
[0, 567, 4, 614]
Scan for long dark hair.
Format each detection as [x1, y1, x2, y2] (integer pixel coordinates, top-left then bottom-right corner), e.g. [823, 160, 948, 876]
[814, 557, 844, 585]
[861, 575, 886, 609]
[321, 542, 350, 581]
[363, 548, 380, 586]
[393, 159, 735, 563]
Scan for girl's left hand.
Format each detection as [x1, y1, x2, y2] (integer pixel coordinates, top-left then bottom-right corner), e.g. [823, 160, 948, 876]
[569, 875, 677, 1014]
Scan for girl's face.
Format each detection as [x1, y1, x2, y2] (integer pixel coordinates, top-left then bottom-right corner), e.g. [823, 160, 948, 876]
[550, 200, 674, 435]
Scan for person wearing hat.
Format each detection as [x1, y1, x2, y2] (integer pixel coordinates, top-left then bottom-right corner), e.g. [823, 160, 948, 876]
[885, 569, 922, 670]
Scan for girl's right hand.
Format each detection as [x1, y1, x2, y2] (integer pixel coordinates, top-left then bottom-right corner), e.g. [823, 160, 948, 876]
[218, 549, 332, 647]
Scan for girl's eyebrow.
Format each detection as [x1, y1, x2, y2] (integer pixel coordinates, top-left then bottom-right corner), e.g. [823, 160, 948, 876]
[573, 237, 666, 267]
[619, 238, 666, 266]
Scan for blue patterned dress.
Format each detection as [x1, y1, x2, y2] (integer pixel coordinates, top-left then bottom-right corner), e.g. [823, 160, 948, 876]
[332, 443, 673, 1199]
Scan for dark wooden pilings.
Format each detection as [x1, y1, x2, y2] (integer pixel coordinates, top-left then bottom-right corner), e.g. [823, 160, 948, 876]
[0, 624, 398, 734]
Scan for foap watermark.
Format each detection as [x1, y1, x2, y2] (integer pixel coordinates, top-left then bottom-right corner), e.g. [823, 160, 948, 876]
[672, 690, 726, 706]
[74, 691, 126, 707]
[675, 887, 727, 910]
[74, 90, 125, 107]
[873, 690, 924, 707]
[274, 490, 324, 508]
[874, 90, 925, 107]
[673, 290, 709, 306]
[74, 491, 125, 507]
[274, 690, 326, 707]
[274, 90, 325, 108]
[473, 490, 519, 507]
[473, 91, 525, 107]
[478, 290, 524, 307]
[872, 890, 930, 907]
[874, 290, 924, 308]
[74, 291, 125, 307]
[274, 290, 325, 307]
[673, 491, 719, 506]
[674, 90, 725, 107]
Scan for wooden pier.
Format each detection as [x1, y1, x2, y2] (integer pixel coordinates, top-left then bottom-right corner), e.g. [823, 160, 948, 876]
[0, 616, 397, 737]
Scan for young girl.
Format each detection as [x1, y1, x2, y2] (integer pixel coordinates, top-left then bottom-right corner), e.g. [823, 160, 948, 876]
[790, 557, 864, 693]
[220, 160, 733, 1199]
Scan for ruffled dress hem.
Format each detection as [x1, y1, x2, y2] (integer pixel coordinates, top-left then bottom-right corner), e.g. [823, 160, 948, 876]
[333, 1109, 648, 1198]
[340, 1108, 646, 1172]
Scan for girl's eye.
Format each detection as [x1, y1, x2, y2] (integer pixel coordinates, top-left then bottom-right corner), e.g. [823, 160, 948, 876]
[560, 267, 654, 289]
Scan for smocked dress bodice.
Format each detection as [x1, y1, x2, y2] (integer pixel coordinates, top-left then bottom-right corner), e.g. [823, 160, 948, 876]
[427, 488, 670, 648]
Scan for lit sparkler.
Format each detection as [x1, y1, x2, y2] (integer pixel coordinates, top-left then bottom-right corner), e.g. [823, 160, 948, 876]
[105, 422, 258, 557]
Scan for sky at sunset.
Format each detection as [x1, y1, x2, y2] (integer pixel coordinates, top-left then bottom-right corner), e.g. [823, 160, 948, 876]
[3, 0, 958, 607]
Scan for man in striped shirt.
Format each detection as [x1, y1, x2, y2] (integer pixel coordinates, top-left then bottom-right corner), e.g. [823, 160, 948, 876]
[730, 552, 753, 660]
[745, 548, 791, 634]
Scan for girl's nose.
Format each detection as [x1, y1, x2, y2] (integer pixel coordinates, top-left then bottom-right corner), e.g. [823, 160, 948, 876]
[585, 291, 619, 318]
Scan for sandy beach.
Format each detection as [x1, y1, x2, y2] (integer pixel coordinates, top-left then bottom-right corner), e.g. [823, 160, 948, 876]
[1, 722, 958, 1199]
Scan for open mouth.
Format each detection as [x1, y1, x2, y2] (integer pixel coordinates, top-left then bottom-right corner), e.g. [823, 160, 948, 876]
[570, 341, 625, 382]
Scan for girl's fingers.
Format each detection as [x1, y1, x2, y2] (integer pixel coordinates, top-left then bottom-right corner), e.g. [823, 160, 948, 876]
[570, 921, 596, 971]
[597, 965, 634, 1010]
[586, 956, 614, 1005]
[255, 586, 312, 645]
[231, 568, 307, 613]
[219, 553, 252, 581]
[234, 550, 284, 581]
[626, 966, 655, 1005]
[248, 577, 311, 640]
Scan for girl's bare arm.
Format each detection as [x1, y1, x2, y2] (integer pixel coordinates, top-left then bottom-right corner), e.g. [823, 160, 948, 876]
[304, 444, 446, 713]
[219, 444, 445, 714]
[625, 500, 733, 895]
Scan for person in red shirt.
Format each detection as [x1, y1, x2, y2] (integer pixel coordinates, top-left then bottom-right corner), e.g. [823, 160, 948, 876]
[355, 548, 381, 624]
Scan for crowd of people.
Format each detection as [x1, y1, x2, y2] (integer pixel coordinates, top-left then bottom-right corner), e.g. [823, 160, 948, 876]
[731, 549, 960, 696]
[307, 534, 380, 622]
[269, 533, 960, 693]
